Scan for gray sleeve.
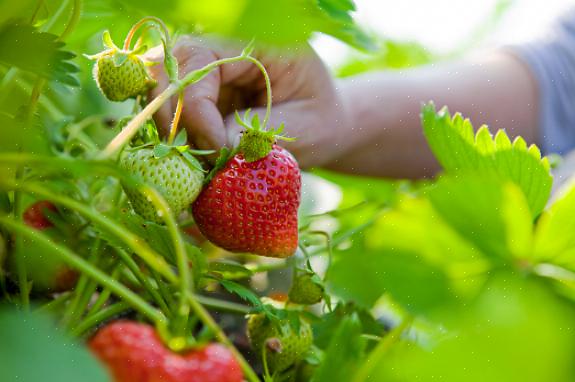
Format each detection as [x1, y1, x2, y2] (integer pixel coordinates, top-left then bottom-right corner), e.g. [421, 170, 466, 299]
[510, 9, 575, 155]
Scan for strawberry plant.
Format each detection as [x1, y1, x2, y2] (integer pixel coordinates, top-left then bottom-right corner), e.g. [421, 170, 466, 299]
[2, 2, 575, 382]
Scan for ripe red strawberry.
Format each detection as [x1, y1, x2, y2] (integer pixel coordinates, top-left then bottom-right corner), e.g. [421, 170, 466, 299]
[22, 200, 57, 229]
[192, 112, 301, 258]
[8, 200, 78, 292]
[89, 321, 243, 382]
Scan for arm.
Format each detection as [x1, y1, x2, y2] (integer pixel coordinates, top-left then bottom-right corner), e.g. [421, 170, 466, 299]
[327, 53, 539, 178]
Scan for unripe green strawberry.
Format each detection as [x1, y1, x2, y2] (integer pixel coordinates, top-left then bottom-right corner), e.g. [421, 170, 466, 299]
[120, 147, 204, 224]
[288, 272, 324, 305]
[94, 53, 153, 101]
[247, 313, 313, 372]
[86, 31, 154, 102]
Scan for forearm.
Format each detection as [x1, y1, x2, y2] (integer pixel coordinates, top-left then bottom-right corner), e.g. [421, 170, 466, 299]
[324, 52, 539, 178]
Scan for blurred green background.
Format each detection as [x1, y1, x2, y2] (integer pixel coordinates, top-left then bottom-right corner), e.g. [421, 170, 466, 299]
[2, 1, 575, 381]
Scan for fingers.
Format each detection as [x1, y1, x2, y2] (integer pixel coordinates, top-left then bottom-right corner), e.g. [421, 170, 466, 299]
[146, 45, 173, 136]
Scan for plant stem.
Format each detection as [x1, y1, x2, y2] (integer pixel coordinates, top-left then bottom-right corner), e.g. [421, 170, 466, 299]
[150, 268, 176, 312]
[13, 165, 29, 310]
[71, 302, 131, 337]
[59, 0, 82, 41]
[115, 247, 171, 316]
[244, 56, 272, 128]
[86, 265, 122, 317]
[167, 91, 184, 144]
[140, 186, 191, 334]
[185, 293, 260, 382]
[123, 16, 171, 51]
[195, 295, 250, 315]
[34, 292, 72, 316]
[0, 216, 166, 325]
[0, 180, 177, 283]
[352, 317, 413, 382]
[62, 240, 101, 326]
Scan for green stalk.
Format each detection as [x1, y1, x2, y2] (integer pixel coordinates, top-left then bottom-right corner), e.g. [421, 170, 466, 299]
[244, 56, 272, 128]
[114, 247, 171, 316]
[139, 186, 191, 335]
[85, 265, 122, 317]
[0, 216, 166, 325]
[186, 293, 260, 382]
[351, 318, 413, 382]
[34, 292, 72, 316]
[150, 268, 176, 311]
[62, 239, 101, 326]
[0, 180, 177, 283]
[71, 302, 131, 337]
[195, 295, 250, 315]
[13, 165, 29, 309]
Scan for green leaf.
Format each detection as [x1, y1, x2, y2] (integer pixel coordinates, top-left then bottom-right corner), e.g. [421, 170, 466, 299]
[533, 183, 575, 268]
[0, 308, 106, 382]
[153, 143, 171, 159]
[205, 146, 233, 183]
[181, 151, 204, 172]
[112, 52, 129, 66]
[374, 275, 575, 382]
[0, 23, 79, 86]
[219, 279, 263, 309]
[173, 128, 188, 146]
[209, 260, 253, 279]
[312, 314, 367, 382]
[427, 174, 532, 261]
[422, 103, 552, 217]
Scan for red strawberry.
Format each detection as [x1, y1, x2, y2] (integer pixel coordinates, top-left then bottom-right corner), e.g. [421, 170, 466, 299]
[22, 201, 58, 229]
[89, 321, 243, 382]
[193, 144, 301, 258]
[9, 200, 78, 292]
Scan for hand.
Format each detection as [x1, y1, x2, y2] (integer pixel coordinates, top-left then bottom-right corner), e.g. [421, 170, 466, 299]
[147, 36, 348, 168]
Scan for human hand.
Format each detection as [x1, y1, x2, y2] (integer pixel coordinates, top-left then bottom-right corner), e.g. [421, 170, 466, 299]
[147, 36, 348, 168]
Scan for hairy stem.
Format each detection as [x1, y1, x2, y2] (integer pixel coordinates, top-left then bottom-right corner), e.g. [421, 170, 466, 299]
[244, 56, 272, 128]
[123, 16, 171, 51]
[167, 91, 184, 144]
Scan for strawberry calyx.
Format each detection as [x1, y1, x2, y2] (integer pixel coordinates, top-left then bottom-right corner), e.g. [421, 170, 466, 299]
[236, 109, 293, 162]
[125, 129, 213, 173]
[84, 30, 149, 64]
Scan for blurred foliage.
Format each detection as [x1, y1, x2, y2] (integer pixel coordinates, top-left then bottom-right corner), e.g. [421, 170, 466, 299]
[0, 308, 106, 382]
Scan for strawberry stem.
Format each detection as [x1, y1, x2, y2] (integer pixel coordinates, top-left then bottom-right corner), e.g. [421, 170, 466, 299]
[123, 16, 171, 51]
[244, 55, 272, 129]
[167, 91, 184, 145]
